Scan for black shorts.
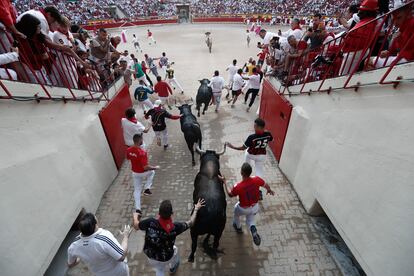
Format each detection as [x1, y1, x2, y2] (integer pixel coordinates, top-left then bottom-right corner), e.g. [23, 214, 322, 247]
[232, 89, 242, 97]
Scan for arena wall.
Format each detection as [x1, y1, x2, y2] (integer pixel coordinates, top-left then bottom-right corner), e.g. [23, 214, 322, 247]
[82, 18, 178, 30]
[277, 79, 414, 275]
[0, 89, 120, 275]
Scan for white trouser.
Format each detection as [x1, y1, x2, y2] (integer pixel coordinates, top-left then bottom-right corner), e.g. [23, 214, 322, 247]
[132, 170, 155, 210]
[148, 36, 156, 44]
[138, 99, 153, 112]
[137, 75, 150, 86]
[147, 246, 179, 276]
[233, 202, 259, 228]
[340, 50, 369, 76]
[374, 56, 407, 68]
[213, 92, 222, 110]
[155, 129, 168, 146]
[161, 65, 167, 77]
[0, 68, 17, 80]
[159, 96, 170, 106]
[244, 151, 266, 178]
[167, 77, 183, 92]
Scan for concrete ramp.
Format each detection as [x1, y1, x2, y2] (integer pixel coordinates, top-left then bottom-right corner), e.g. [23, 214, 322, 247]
[0, 99, 118, 275]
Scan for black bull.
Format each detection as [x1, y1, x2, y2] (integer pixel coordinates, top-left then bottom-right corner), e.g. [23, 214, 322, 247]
[196, 79, 212, 117]
[188, 144, 227, 262]
[177, 103, 202, 166]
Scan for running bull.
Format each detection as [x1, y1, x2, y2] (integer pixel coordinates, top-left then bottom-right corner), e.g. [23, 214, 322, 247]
[196, 79, 212, 117]
[176, 101, 202, 166]
[188, 144, 227, 262]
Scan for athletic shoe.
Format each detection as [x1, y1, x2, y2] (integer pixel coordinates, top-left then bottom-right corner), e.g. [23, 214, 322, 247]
[164, 144, 169, 150]
[231, 104, 235, 108]
[250, 225, 261, 246]
[233, 223, 243, 234]
[143, 189, 152, 196]
[170, 259, 180, 274]
[181, 91, 184, 94]
[246, 107, 250, 112]
[243, 101, 247, 105]
[168, 105, 172, 110]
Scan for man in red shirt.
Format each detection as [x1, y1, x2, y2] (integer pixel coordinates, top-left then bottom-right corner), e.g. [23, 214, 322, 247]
[154, 76, 174, 110]
[126, 134, 159, 218]
[221, 163, 275, 246]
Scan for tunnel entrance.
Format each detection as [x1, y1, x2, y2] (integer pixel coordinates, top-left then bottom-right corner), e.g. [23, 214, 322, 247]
[177, 4, 190, 23]
[44, 209, 85, 276]
[310, 201, 366, 276]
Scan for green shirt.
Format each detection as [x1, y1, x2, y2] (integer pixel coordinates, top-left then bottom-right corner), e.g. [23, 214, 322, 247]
[134, 63, 144, 78]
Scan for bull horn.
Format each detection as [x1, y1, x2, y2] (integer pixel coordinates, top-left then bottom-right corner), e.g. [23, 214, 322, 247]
[195, 145, 206, 155]
[217, 143, 227, 156]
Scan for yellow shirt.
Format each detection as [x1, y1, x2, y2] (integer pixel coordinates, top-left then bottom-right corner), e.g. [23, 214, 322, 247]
[246, 64, 255, 76]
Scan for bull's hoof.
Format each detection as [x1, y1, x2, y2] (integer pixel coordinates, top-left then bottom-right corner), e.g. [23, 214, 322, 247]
[197, 113, 200, 117]
[188, 255, 195, 263]
[202, 112, 205, 115]
[192, 160, 196, 166]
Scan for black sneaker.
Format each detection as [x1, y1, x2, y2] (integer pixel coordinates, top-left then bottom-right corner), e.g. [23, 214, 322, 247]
[250, 225, 261, 246]
[169, 259, 180, 274]
[164, 144, 169, 150]
[143, 189, 152, 196]
[233, 223, 243, 234]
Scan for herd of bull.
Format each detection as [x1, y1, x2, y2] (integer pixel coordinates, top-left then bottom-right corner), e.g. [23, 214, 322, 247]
[175, 80, 227, 261]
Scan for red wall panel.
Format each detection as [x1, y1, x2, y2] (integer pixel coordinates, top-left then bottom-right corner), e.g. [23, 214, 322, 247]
[99, 84, 132, 169]
[259, 79, 293, 162]
[192, 17, 244, 23]
[82, 19, 177, 30]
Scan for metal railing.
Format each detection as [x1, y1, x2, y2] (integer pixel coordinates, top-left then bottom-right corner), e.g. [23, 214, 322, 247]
[0, 29, 109, 101]
[279, 1, 413, 94]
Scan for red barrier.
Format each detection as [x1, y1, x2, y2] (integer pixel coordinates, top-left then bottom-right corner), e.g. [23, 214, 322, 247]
[82, 19, 177, 30]
[192, 17, 244, 23]
[99, 84, 132, 169]
[259, 79, 293, 161]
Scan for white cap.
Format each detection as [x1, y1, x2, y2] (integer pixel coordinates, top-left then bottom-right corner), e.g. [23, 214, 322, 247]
[154, 100, 162, 108]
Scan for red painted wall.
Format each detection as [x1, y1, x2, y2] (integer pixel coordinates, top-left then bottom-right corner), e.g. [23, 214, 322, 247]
[99, 84, 132, 169]
[259, 79, 293, 161]
[192, 17, 244, 23]
[82, 19, 177, 30]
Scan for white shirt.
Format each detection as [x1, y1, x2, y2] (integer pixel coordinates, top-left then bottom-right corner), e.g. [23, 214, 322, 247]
[227, 64, 238, 79]
[281, 28, 304, 41]
[67, 228, 128, 276]
[17, 10, 49, 36]
[232, 74, 244, 91]
[262, 31, 278, 45]
[247, 74, 261, 90]
[132, 37, 138, 44]
[121, 118, 145, 146]
[52, 31, 73, 47]
[209, 76, 225, 93]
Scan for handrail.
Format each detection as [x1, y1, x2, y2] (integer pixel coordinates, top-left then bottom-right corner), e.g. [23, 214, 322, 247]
[279, 0, 414, 93]
[0, 29, 109, 102]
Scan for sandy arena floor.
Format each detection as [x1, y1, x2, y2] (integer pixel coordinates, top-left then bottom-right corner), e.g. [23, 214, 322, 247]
[67, 23, 341, 276]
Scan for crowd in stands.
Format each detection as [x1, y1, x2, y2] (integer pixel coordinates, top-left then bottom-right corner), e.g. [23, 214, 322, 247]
[0, 0, 412, 94]
[256, 0, 414, 86]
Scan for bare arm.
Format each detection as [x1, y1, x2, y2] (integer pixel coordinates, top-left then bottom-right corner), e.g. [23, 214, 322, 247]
[226, 142, 247, 151]
[144, 165, 160, 171]
[67, 257, 80, 268]
[187, 198, 205, 227]
[263, 183, 275, 196]
[219, 176, 235, 197]
[118, 225, 132, 261]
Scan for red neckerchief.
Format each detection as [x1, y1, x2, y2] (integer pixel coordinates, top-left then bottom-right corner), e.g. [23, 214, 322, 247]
[127, 117, 137, 123]
[158, 216, 174, 234]
[255, 130, 264, 135]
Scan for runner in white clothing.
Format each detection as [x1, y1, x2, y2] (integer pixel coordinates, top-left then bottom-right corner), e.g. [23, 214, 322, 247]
[243, 67, 262, 112]
[225, 59, 238, 99]
[121, 108, 150, 147]
[209, 70, 225, 112]
[228, 69, 245, 107]
[132, 34, 142, 52]
[67, 213, 131, 276]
